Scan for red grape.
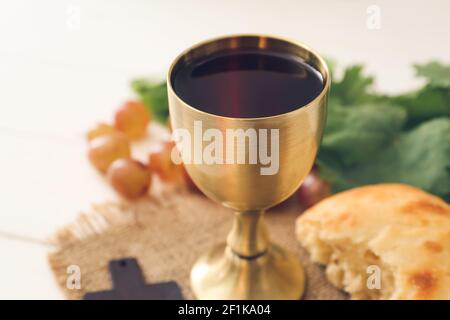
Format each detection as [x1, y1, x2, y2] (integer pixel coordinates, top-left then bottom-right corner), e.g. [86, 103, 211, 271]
[114, 101, 150, 139]
[86, 123, 117, 141]
[107, 158, 152, 200]
[88, 133, 131, 173]
[148, 141, 185, 184]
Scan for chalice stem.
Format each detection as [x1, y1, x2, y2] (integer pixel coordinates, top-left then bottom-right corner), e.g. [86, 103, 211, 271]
[226, 210, 270, 258]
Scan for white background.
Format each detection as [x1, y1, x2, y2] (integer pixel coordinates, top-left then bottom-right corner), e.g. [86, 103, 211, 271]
[0, 0, 449, 299]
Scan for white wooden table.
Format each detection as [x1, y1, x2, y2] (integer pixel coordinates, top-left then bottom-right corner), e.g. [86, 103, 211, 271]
[0, 0, 448, 299]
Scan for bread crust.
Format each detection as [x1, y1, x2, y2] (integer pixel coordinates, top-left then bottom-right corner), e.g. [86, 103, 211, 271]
[296, 183, 450, 300]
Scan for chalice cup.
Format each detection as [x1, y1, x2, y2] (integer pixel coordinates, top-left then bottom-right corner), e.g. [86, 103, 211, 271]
[167, 35, 330, 299]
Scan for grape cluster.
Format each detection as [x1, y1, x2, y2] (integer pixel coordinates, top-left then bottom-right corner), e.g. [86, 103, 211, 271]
[87, 100, 196, 200]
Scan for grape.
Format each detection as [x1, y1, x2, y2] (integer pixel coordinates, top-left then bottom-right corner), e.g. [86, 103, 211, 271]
[86, 123, 117, 141]
[88, 133, 131, 173]
[148, 141, 185, 184]
[114, 101, 150, 139]
[297, 168, 331, 210]
[107, 158, 152, 200]
[107, 158, 152, 199]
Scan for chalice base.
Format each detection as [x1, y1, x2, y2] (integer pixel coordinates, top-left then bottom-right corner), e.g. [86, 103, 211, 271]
[190, 243, 305, 300]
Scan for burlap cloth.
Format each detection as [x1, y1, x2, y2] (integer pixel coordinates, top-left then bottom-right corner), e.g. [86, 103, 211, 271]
[48, 189, 347, 300]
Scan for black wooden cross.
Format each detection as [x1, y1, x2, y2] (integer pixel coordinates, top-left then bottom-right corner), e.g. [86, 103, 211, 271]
[83, 258, 184, 300]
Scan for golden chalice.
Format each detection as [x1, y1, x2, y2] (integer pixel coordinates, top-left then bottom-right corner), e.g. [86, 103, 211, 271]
[167, 35, 330, 299]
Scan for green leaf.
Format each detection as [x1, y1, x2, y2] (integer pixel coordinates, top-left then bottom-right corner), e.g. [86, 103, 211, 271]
[320, 102, 407, 167]
[131, 80, 169, 123]
[318, 118, 450, 200]
[391, 85, 450, 126]
[331, 65, 375, 105]
[414, 61, 450, 88]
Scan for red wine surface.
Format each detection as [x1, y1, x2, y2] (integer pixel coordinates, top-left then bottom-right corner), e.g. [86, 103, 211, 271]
[172, 48, 324, 118]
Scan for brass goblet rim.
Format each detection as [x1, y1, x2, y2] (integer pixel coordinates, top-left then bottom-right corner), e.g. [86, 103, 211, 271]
[166, 33, 330, 122]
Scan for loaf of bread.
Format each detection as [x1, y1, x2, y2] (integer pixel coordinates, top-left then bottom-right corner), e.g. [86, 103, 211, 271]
[296, 184, 450, 299]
